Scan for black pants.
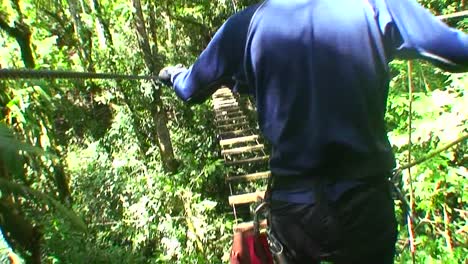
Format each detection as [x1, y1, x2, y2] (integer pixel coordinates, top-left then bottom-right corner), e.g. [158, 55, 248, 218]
[270, 179, 397, 264]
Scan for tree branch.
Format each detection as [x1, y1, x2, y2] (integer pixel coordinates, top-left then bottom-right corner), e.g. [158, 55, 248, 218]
[132, 0, 155, 72]
[398, 133, 468, 171]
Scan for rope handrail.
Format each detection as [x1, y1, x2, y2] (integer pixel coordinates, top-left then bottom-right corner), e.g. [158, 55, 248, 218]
[0, 10, 466, 81]
[438, 10, 468, 20]
[396, 133, 468, 173]
[0, 69, 157, 81]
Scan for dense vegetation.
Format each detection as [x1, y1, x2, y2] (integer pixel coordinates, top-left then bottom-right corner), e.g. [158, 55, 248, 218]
[0, 0, 466, 263]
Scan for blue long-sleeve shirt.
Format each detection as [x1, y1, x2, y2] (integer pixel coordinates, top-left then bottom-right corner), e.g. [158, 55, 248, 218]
[172, 0, 468, 179]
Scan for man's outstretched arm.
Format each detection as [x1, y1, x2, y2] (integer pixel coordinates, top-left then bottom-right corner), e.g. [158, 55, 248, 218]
[169, 22, 236, 104]
[381, 0, 468, 72]
[160, 4, 259, 104]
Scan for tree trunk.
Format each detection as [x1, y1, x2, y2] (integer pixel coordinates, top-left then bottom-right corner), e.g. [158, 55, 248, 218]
[132, 0, 178, 173]
[51, 153, 73, 205]
[0, 15, 35, 69]
[0, 157, 41, 264]
[0, 6, 41, 259]
[89, 2, 152, 160]
[67, 0, 95, 72]
[149, 87, 179, 172]
[1, 0, 73, 206]
[1, 0, 72, 206]
[88, 0, 113, 48]
[120, 85, 152, 158]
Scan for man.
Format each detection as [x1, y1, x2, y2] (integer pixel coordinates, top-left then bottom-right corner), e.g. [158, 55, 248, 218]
[159, 0, 468, 263]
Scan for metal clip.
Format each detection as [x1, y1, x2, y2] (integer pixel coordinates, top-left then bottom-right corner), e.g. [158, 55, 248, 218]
[253, 202, 268, 235]
[267, 229, 289, 264]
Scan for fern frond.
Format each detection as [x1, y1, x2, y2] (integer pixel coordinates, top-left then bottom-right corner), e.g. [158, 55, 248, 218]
[0, 123, 44, 155]
[0, 178, 87, 233]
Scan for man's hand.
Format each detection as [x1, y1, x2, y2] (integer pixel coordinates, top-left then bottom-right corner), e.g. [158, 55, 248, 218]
[158, 64, 185, 86]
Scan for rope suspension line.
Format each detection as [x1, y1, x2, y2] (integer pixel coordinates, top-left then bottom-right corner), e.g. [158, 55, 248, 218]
[438, 10, 468, 20]
[0, 69, 157, 81]
[230, 0, 238, 13]
[406, 61, 417, 264]
[0, 10, 466, 81]
[397, 133, 468, 172]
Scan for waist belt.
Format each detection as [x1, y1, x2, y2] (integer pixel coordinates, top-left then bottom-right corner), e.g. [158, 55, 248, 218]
[269, 170, 392, 204]
[271, 180, 361, 204]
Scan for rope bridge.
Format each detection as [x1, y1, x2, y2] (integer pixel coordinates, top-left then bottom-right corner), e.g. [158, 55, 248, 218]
[212, 88, 270, 232]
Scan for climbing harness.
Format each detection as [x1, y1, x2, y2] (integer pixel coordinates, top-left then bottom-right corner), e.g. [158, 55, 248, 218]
[254, 201, 288, 264]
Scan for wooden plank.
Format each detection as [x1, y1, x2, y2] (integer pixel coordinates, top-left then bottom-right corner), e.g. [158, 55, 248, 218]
[213, 102, 237, 107]
[213, 96, 233, 99]
[214, 102, 236, 107]
[233, 220, 268, 233]
[220, 135, 258, 146]
[216, 116, 247, 125]
[213, 89, 232, 96]
[213, 99, 237, 105]
[219, 129, 252, 138]
[213, 92, 232, 96]
[214, 103, 238, 109]
[213, 91, 233, 96]
[213, 94, 232, 98]
[213, 101, 239, 110]
[226, 171, 271, 182]
[214, 106, 240, 113]
[214, 102, 239, 110]
[214, 88, 231, 93]
[221, 144, 264, 155]
[213, 91, 232, 95]
[229, 191, 265, 205]
[213, 97, 235, 101]
[216, 116, 245, 123]
[225, 156, 269, 166]
[215, 111, 243, 118]
[218, 122, 249, 129]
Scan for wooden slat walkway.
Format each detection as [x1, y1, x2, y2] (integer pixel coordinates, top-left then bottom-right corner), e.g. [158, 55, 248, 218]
[212, 88, 270, 233]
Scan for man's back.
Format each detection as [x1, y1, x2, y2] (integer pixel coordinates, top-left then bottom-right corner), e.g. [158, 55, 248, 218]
[246, 0, 393, 177]
[168, 0, 467, 178]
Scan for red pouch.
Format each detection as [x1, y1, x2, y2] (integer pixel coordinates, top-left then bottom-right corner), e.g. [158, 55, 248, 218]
[231, 230, 273, 264]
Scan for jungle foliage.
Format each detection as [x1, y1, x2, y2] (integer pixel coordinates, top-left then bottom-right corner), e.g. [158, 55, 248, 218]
[0, 0, 466, 263]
